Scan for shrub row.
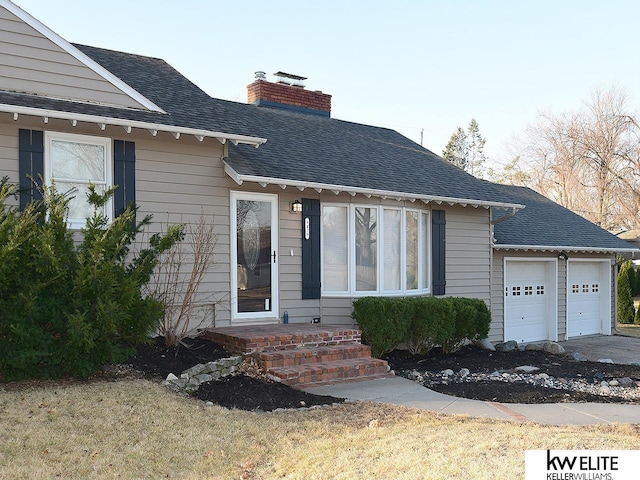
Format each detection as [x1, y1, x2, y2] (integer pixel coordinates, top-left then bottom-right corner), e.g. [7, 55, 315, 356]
[351, 296, 491, 357]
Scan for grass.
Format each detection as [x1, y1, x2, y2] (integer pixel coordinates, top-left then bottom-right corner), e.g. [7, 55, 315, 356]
[617, 323, 640, 338]
[1, 379, 639, 479]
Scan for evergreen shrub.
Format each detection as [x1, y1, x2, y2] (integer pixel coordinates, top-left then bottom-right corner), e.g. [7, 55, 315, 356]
[0, 180, 183, 380]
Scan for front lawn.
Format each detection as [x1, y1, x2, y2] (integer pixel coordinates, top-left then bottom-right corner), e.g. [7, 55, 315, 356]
[1, 380, 638, 479]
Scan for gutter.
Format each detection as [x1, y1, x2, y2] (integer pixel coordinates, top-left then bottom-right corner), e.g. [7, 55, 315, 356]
[224, 163, 526, 210]
[491, 207, 519, 225]
[1, 104, 267, 147]
[492, 244, 640, 255]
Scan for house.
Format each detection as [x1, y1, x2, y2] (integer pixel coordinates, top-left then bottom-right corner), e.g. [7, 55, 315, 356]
[0, 0, 636, 345]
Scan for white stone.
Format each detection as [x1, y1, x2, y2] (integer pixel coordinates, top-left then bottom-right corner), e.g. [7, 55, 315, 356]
[609, 380, 619, 386]
[597, 358, 614, 364]
[442, 369, 454, 376]
[571, 352, 587, 362]
[165, 373, 179, 381]
[515, 365, 540, 373]
[542, 342, 565, 354]
[474, 338, 496, 351]
[459, 368, 470, 377]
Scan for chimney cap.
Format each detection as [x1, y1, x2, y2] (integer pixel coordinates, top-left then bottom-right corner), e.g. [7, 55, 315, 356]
[273, 71, 307, 81]
[254, 71, 267, 80]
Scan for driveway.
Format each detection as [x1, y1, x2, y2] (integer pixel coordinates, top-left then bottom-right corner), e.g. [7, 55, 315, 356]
[559, 334, 640, 365]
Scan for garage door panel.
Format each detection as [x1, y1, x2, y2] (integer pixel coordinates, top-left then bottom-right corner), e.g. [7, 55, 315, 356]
[567, 262, 605, 337]
[505, 261, 553, 343]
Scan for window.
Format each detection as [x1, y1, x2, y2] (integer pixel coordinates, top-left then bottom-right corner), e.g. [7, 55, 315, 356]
[321, 204, 430, 295]
[45, 131, 112, 228]
[524, 285, 533, 296]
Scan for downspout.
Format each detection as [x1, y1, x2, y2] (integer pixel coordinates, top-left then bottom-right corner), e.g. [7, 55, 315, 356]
[490, 206, 520, 225]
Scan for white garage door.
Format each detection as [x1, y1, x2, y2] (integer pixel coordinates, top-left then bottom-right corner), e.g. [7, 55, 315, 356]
[505, 261, 555, 343]
[567, 261, 609, 337]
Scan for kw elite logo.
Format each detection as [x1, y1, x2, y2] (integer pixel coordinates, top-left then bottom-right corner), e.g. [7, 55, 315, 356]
[525, 450, 640, 480]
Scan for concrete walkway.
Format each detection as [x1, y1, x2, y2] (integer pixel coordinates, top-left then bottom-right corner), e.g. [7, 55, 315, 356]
[302, 335, 640, 425]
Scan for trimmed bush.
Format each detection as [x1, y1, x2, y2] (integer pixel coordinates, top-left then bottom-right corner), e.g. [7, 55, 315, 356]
[441, 297, 491, 353]
[0, 181, 183, 380]
[351, 297, 413, 357]
[407, 297, 454, 354]
[617, 260, 635, 325]
[352, 295, 491, 357]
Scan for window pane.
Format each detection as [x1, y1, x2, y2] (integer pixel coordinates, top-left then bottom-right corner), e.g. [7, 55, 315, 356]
[51, 140, 105, 181]
[406, 211, 419, 290]
[421, 212, 429, 289]
[57, 182, 105, 221]
[355, 207, 377, 291]
[383, 209, 401, 291]
[322, 206, 348, 292]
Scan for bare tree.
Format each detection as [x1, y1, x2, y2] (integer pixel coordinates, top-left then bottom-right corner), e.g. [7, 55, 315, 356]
[495, 86, 639, 232]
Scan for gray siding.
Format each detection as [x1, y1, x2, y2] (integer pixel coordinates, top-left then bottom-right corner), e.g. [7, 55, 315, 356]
[0, 6, 146, 109]
[445, 205, 492, 303]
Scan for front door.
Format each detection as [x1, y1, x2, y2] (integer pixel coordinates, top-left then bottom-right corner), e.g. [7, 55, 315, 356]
[231, 192, 279, 323]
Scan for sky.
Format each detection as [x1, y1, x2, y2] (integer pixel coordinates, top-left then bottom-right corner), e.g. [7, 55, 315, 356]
[11, 0, 640, 164]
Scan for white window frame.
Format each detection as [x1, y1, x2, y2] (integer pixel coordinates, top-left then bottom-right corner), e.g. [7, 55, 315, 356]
[321, 203, 431, 297]
[44, 131, 112, 229]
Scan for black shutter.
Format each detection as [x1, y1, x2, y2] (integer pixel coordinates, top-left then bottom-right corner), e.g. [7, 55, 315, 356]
[18, 129, 44, 209]
[432, 209, 446, 295]
[113, 140, 136, 217]
[302, 198, 321, 299]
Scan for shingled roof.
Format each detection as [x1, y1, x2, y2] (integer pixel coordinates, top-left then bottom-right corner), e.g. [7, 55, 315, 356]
[492, 184, 637, 253]
[68, 45, 523, 208]
[5, 41, 635, 253]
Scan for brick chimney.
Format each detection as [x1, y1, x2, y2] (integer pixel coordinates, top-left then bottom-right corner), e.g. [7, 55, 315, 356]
[247, 71, 332, 117]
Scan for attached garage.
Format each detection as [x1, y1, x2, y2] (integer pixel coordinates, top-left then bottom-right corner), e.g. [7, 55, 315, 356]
[566, 259, 611, 338]
[503, 259, 557, 343]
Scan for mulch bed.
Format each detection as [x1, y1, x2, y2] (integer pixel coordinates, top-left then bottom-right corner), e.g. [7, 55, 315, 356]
[384, 346, 640, 404]
[127, 336, 343, 411]
[8, 337, 638, 411]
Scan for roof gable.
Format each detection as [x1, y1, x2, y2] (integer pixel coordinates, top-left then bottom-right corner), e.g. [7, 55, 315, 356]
[0, 0, 162, 111]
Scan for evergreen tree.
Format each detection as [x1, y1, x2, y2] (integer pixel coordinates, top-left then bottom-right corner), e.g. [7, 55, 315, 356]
[442, 118, 487, 177]
[617, 260, 635, 324]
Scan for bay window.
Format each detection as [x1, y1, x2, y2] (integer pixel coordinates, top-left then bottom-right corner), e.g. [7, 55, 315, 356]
[321, 204, 430, 296]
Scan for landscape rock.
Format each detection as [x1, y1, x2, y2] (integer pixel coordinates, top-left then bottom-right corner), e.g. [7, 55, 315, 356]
[597, 358, 614, 364]
[459, 368, 470, 378]
[542, 342, 565, 354]
[495, 340, 518, 352]
[571, 352, 587, 362]
[525, 343, 543, 351]
[609, 380, 619, 386]
[442, 369, 454, 376]
[515, 365, 540, 373]
[474, 338, 496, 351]
[166, 373, 179, 381]
[617, 377, 634, 387]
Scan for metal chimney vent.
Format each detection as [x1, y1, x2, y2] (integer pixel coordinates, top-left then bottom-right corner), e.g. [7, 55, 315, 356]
[254, 71, 267, 81]
[273, 71, 307, 88]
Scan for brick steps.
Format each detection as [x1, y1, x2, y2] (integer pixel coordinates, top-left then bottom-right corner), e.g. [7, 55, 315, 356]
[202, 324, 392, 388]
[267, 358, 391, 387]
[255, 344, 372, 369]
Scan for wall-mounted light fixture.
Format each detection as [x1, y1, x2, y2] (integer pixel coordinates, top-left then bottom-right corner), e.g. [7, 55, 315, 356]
[558, 252, 569, 261]
[290, 200, 302, 214]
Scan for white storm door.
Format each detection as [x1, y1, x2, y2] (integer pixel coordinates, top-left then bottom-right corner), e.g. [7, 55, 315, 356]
[231, 192, 279, 323]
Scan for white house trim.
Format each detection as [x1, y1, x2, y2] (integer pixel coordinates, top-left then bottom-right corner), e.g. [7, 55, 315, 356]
[223, 162, 526, 210]
[2, 104, 267, 147]
[493, 244, 638, 255]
